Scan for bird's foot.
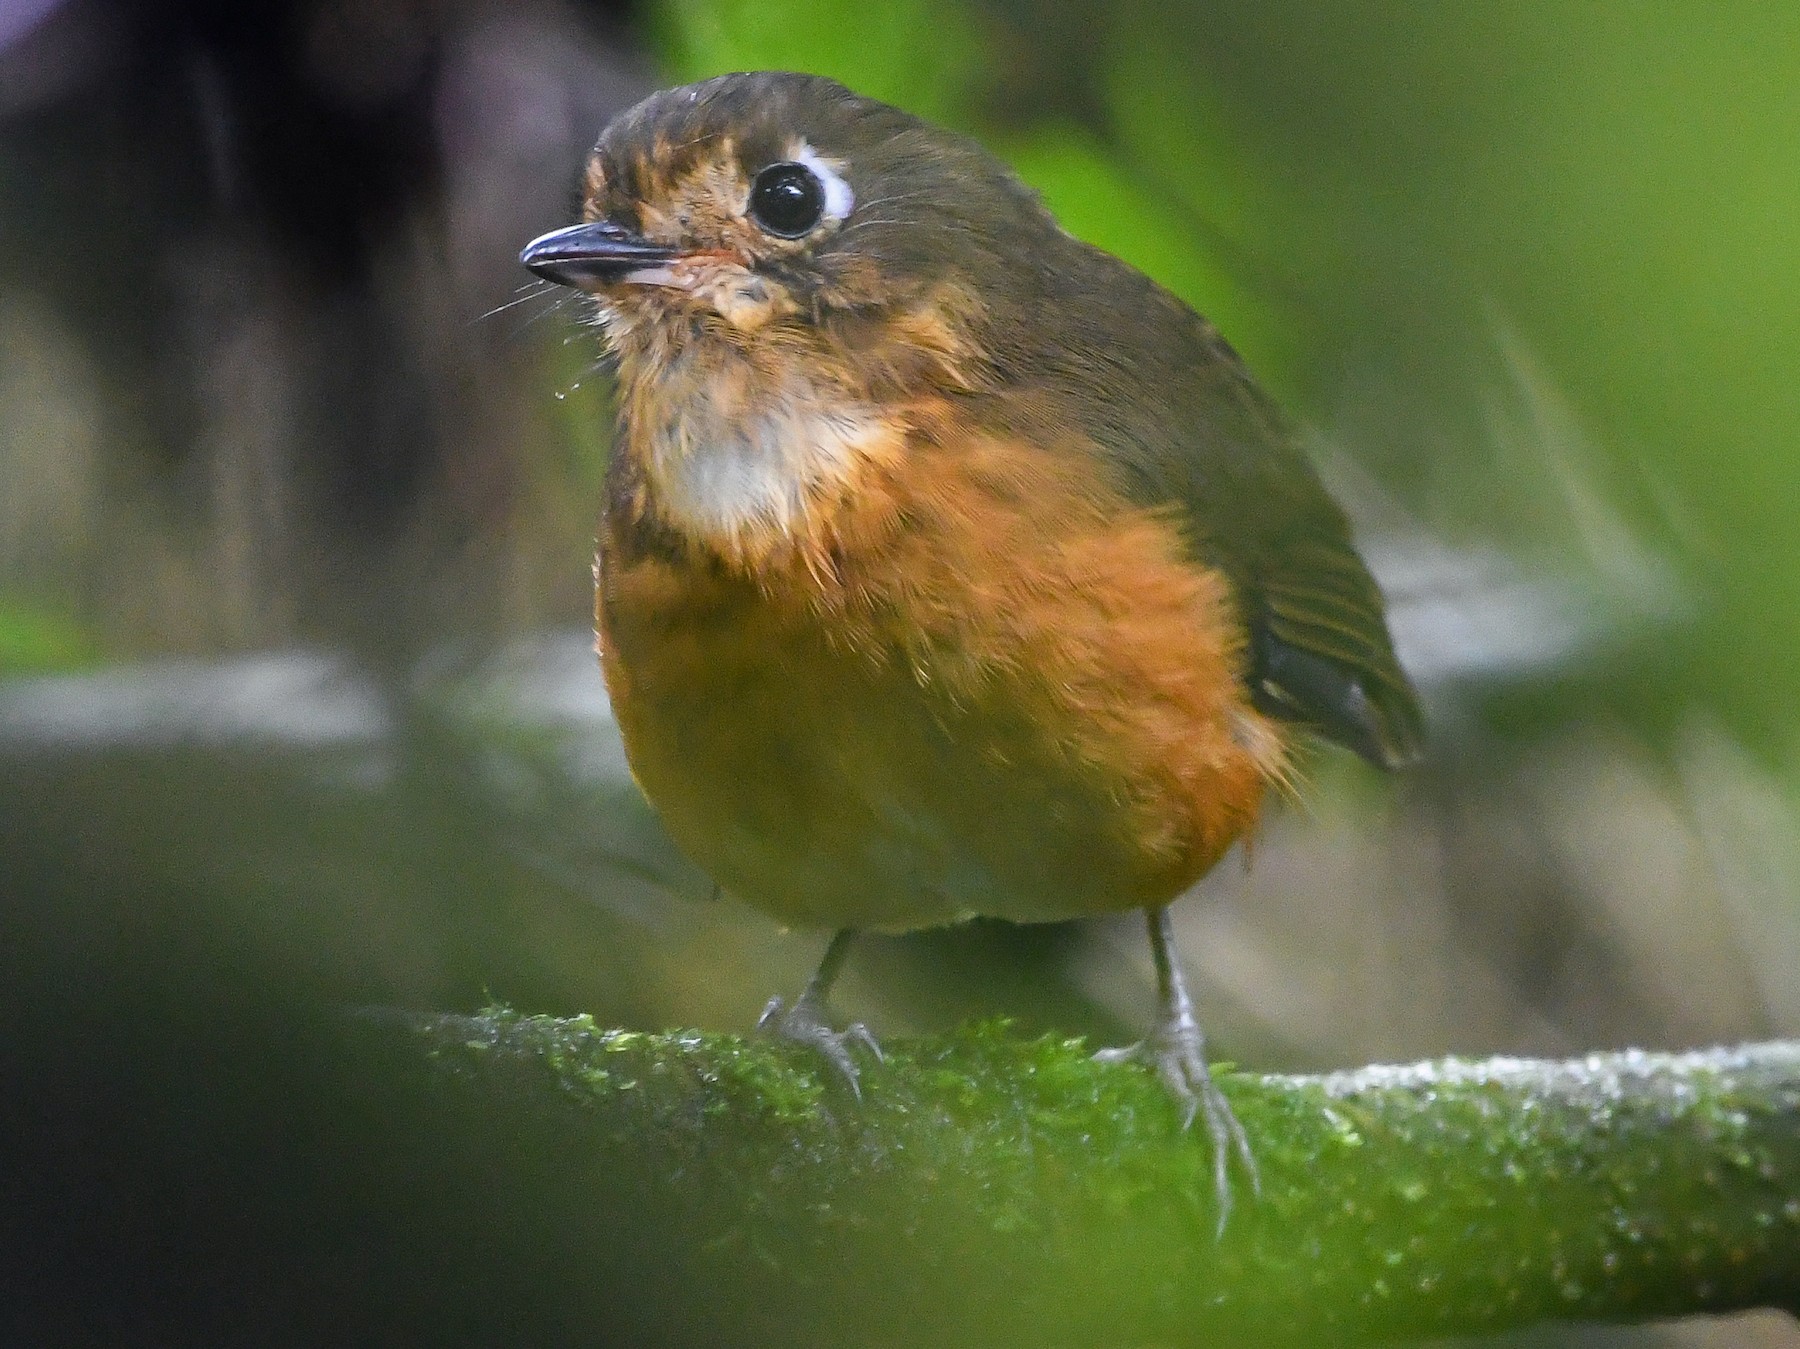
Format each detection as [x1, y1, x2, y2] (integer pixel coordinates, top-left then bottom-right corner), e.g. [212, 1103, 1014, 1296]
[1095, 1019, 1259, 1235]
[756, 993, 882, 1098]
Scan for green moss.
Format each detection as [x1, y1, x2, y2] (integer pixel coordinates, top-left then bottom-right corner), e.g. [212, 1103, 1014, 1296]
[695, 1034, 833, 1124]
[404, 1009, 1800, 1340]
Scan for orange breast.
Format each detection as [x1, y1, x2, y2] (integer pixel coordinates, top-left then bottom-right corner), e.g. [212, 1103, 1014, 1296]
[597, 413, 1287, 932]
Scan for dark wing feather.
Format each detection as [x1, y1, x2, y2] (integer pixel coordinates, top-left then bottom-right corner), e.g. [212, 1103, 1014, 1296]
[988, 242, 1424, 768]
[1248, 539, 1424, 768]
[1176, 350, 1425, 770]
[1172, 346, 1424, 770]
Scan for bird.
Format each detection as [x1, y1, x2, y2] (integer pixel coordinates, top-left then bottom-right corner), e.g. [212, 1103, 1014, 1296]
[520, 70, 1422, 1221]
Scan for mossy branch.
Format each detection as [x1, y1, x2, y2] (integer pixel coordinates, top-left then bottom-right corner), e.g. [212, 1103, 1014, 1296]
[390, 1010, 1800, 1346]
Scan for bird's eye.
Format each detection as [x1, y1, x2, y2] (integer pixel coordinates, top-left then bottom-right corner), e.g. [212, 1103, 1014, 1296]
[747, 162, 826, 238]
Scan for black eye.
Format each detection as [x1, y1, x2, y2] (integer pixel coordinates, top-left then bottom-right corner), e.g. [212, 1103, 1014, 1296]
[747, 162, 826, 238]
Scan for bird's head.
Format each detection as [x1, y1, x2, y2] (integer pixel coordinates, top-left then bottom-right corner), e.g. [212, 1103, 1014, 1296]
[521, 71, 1056, 388]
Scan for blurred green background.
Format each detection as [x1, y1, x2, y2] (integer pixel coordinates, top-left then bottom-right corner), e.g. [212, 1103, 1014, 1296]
[2, 0, 1798, 1343]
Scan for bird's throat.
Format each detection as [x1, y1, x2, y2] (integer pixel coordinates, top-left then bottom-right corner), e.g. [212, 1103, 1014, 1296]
[616, 337, 902, 568]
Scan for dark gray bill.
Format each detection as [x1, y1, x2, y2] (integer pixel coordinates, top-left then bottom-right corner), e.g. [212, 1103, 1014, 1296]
[519, 222, 680, 287]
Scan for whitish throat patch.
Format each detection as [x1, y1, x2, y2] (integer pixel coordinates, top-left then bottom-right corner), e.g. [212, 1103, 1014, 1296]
[641, 372, 890, 550]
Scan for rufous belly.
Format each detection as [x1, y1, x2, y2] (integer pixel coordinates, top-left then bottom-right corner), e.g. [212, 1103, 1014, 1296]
[596, 431, 1285, 932]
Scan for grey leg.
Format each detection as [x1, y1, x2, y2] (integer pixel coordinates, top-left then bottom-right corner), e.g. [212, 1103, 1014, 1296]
[1095, 906, 1260, 1234]
[757, 928, 882, 1096]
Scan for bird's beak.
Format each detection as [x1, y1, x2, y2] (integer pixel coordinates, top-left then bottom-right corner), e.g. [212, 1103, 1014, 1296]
[519, 221, 682, 288]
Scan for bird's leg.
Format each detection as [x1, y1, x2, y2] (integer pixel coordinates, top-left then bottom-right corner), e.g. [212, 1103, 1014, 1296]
[756, 928, 882, 1096]
[1095, 906, 1260, 1234]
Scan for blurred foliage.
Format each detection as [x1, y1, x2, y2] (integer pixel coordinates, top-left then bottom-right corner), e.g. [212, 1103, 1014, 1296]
[0, 599, 98, 673]
[652, 0, 984, 125]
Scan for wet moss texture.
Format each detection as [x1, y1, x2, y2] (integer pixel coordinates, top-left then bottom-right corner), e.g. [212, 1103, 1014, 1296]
[405, 1010, 1800, 1346]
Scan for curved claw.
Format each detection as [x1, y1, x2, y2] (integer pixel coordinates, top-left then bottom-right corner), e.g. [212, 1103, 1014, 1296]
[1094, 1031, 1259, 1237]
[757, 994, 883, 1098]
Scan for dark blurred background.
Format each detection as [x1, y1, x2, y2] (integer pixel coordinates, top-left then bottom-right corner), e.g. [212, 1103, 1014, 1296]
[2, 0, 1797, 1344]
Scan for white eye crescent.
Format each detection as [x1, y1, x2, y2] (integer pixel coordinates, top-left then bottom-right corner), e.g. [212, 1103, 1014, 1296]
[791, 141, 854, 222]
